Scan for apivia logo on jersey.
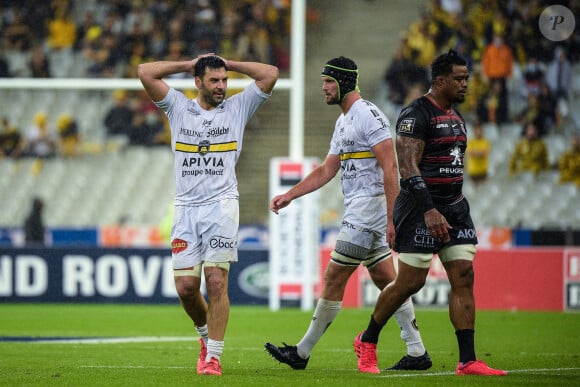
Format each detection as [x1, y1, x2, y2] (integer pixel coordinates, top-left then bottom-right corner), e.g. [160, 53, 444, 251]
[181, 153, 225, 177]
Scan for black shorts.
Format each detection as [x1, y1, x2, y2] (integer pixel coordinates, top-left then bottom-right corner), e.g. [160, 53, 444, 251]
[393, 190, 478, 254]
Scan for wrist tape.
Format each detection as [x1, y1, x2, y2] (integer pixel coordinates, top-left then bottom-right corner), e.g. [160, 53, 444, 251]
[401, 176, 435, 212]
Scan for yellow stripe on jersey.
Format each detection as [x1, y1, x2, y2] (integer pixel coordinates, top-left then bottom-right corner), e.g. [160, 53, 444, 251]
[175, 141, 238, 153]
[340, 151, 374, 161]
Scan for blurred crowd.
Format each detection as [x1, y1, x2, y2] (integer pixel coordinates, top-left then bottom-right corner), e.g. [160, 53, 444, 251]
[383, 0, 580, 186]
[0, 0, 292, 161]
[0, 0, 579, 187]
[0, 0, 291, 78]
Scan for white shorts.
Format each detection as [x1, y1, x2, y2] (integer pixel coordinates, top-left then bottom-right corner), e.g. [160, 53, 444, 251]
[171, 198, 239, 269]
[330, 195, 389, 265]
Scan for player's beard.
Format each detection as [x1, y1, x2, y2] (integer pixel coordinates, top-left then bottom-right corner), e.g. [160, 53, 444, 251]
[201, 89, 224, 108]
[325, 93, 340, 105]
[453, 93, 466, 104]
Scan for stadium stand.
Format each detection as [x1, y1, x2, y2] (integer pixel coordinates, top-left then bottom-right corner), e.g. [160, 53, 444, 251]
[0, 0, 579, 233]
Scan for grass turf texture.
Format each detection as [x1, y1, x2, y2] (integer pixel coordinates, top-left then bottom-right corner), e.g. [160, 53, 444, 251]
[0, 304, 578, 386]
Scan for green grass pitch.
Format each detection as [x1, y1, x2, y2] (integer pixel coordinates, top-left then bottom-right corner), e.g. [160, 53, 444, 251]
[0, 304, 579, 386]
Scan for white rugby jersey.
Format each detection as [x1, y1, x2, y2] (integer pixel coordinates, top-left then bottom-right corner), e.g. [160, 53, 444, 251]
[155, 82, 270, 205]
[328, 99, 392, 206]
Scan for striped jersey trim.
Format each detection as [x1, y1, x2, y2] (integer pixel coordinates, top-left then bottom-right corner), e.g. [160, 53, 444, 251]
[339, 151, 374, 161]
[175, 141, 237, 153]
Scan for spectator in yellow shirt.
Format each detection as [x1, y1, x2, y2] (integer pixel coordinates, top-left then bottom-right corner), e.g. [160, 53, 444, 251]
[558, 134, 580, 186]
[47, 7, 77, 50]
[46, 6, 77, 78]
[509, 121, 549, 176]
[466, 121, 491, 185]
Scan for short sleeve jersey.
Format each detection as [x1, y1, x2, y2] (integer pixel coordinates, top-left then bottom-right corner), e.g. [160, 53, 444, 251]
[328, 99, 391, 206]
[155, 82, 270, 205]
[396, 96, 467, 204]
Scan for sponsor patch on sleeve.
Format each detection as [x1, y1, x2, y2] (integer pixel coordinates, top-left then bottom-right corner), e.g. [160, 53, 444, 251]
[171, 238, 188, 254]
[398, 118, 415, 133]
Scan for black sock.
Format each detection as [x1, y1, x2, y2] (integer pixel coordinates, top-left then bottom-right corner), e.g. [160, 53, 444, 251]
[455, 329, 476, 364]
[361, 314, 385, 344]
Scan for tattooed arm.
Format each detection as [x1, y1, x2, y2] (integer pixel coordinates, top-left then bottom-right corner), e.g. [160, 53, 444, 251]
[396, 136, 451, 242]
[396, 136, 424, 179]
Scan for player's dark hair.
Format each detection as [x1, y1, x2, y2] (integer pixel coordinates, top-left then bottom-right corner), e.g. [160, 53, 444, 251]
[194, 56, 226, 78]
[431, 49, 466, 81]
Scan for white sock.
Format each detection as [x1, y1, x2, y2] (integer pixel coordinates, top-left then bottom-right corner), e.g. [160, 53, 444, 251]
[195, 324, 208, 344]
[296, 298, 342, 358]
[206, 339, 224, 361]
[393, 299, 426, 357]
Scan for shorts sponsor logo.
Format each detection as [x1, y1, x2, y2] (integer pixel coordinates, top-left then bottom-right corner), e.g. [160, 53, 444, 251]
[414, 228, 435, 247]
[209, 237, 237, 249]
[399, 118, 415, 133]
[457, 228, 476, 239]
[341, 220, 372, 234]
[171, 239, 188, 254]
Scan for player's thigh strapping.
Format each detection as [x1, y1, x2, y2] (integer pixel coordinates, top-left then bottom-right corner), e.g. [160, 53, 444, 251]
[330, 196, 392, 268]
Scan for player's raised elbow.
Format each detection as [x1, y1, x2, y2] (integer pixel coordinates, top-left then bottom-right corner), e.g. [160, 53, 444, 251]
[258, 65, 280, 93]
[136, 63, 151, 81]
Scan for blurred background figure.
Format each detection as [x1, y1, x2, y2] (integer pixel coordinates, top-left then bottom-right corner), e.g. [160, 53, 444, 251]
[466, 121, 491, 186]
[56, 113, 80, 157]
[476, 79, 502, 125]
[546, 46, 573, 128]
[24, 197, 46, 246]
[481, 33, 513, 124]
[509, 121, 549, 176]
[546, 46, 572, 102]
[23, 111, 58, 159]
[127, 110, 163, 147]
[0, 116, 24, 158]
[23, 111, 58, 176]
[558, 134, 580, 186]
[45, 5, 77, 78]
[515, 93, 551, 137]
[520, 56, 544, 100]
[104, 90, 134, 150]
[29, 43, 51, 78]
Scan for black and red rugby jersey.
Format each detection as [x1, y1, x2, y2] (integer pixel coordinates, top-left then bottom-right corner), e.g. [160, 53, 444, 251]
[396, 95, 467, 205]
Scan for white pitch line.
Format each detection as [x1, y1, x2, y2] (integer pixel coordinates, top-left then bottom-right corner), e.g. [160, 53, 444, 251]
[33, 336, 197, 345]
[78, 365, 580, 376]
[81, 365, 190, 369]
[376, 367, 580, 378]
